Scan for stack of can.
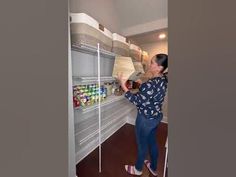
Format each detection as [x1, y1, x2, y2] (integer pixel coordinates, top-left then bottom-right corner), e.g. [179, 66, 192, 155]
[73, 84, 107, 108]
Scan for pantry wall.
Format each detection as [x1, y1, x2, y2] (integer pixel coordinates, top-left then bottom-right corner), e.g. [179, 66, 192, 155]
[68, 1, 168, 177]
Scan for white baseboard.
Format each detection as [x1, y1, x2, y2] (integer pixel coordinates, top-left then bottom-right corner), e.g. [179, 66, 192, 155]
[126, 115, 136, 125]
[161, 118, 168, 124]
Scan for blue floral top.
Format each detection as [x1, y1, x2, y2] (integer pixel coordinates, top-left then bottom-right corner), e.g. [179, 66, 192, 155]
[125, 75, 168, 120]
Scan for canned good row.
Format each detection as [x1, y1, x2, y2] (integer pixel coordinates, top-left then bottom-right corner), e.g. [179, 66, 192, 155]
[73, 84, 108, 108]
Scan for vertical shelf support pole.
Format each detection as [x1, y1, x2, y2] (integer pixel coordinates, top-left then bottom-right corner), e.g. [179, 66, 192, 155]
[97, 43, 102, 173]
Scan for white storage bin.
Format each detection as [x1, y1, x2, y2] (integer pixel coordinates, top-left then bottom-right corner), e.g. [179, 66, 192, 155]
[112, 33, 130, 56]
[129, 44, 142, 61]
[141, 51, 149, 62]
[141, 51, 149, 71]
[70, 13, 113, 51]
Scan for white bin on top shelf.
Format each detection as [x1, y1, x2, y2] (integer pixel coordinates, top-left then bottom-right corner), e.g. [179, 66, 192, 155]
[70, 13, 113, 52]
[141, 51, 149, 62]
[141, 51, 149, 72]
[129, 44, 142, 61]
[112, 33, 130, 57]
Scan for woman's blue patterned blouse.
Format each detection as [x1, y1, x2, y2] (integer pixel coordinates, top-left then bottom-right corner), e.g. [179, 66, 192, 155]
[125, 75, 168, 120]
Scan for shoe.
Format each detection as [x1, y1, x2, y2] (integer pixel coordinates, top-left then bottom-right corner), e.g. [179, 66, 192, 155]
[144, 160, 158, 176]
[125, 165, 143, 176]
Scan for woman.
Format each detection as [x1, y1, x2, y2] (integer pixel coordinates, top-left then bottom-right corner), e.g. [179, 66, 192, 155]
[117, 53, 168, 176]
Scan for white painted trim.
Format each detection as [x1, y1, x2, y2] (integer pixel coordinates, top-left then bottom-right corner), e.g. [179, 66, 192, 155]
[121, 18, 168, 36]
[68, 11, 77, 177]
[161, 117, 168, 124]
[126, 115, 135, 125]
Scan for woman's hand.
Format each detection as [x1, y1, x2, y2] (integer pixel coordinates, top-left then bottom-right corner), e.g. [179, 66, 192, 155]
[135, 79, 142, 85]
[117, 72, 129, 93]
[117, 72, 127, 86]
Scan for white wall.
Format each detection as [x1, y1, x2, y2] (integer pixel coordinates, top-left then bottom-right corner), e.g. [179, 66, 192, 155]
[140, 40, 168, 72]
[69, 0, 121, 33]
[140, 40, 168, 60]
[114, 0, 167, 36]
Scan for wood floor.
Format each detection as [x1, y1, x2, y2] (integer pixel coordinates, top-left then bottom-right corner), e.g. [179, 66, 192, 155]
[76, 122, 168, 177]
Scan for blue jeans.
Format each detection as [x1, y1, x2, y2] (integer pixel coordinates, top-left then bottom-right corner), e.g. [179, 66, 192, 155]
[134, 113, 161, 171]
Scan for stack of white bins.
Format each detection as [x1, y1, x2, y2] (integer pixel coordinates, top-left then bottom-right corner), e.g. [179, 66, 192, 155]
[112, 33, 130, 57]
[141, 51, 149, 62]
[70, 13, 113, 51]
[141, 51, 149, 72]
[129, 44, 142, 61]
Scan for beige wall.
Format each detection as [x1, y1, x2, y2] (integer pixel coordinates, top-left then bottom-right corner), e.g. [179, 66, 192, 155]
[140, 40, 168, 73]
[139, 40, 168, 72]
[140, 40, 168, 64]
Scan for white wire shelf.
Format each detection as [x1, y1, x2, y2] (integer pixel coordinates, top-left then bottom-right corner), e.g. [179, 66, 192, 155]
[73, 76, 116, 85]
[74, 95, 125, 113]
[73, 76, 115, 82]
[71, 43, 116, 58]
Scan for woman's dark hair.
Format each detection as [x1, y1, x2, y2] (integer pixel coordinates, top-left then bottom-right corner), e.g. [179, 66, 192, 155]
[154, 53, 168, 73]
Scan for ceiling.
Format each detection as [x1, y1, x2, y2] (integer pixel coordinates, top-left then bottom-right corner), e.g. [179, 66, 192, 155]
[114, 0, 167, 29]
[113, 0, 168, 43]
[127, 28, 168, 46]
[71, 0, 168, 45]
